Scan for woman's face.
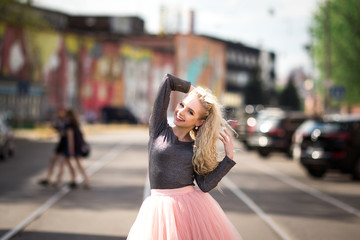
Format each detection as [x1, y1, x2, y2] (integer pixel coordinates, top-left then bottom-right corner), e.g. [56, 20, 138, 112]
[174, 95, 205, 129]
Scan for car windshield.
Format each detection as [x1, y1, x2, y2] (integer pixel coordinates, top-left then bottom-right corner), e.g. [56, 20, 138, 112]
[320, 122, 343, 133]
[299, 120, 342, 134]
[296, 120, 319, 134]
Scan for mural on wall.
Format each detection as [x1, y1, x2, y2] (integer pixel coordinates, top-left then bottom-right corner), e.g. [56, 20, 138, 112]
[0, 26, 29, 81]
[0, 23, 170, 123]
[1, 21, 219, 124]
[150, 51, 174, 104]
[175, 35, 226, 97]
[121, 44, 152, 123]
[149, 51, 175, 113]
[0, 25, 47, 123]
[79, 41, 124, 120]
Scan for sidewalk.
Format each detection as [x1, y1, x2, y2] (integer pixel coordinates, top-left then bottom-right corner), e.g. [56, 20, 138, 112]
[13, 123, 148, 141]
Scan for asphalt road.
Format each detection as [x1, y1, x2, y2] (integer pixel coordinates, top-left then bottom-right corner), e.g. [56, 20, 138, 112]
[0, 126, 359, 240]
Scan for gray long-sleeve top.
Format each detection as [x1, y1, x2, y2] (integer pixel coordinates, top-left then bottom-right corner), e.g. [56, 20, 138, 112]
[148, 74, 236, 192]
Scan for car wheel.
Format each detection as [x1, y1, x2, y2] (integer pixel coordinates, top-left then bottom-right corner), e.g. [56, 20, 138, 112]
[8, 148, 14, 157]
[2, 142, 12, 160]
[0, 147, 7, 161]
[258, 148, 270, 158]
[244, 142, 254, 151]
[8, 142, 14, 157]
[307, 168, 326, 178]
[351, 159, 360, 181]
[285, 148, 293, 159]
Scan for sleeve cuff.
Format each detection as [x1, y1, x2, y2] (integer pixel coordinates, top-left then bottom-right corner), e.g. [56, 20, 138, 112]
[166, 73, 191, 93]
[223, 155, 236, 167]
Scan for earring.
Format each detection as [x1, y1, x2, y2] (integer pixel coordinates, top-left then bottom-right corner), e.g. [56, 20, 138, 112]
[195, 126, 199, 130]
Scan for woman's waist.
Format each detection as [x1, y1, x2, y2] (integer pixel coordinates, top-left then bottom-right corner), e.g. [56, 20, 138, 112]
[151, 185, 195, 196]
[149, 171, 195, 191]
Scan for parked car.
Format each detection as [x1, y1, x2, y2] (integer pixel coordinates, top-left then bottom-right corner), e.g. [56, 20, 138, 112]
[101, 107, 138, 124]
[291, 118, 324, 161]
[295, 114, 360, 180]
[235, 105, 267, 149]
[0, 112, 15, 160]
[247, 109, 308, 158]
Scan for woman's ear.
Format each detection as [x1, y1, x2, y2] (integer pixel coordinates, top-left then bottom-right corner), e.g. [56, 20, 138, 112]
[195, 119, 205, 127]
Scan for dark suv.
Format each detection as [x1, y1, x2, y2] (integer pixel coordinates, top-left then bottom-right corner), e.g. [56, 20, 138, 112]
[247, 110, 307, 157]
[295, 114, 360, 180]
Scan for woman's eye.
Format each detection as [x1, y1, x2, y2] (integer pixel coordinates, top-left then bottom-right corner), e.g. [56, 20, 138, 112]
[179, 103, 184, 107]
[189, 110, 194, 115]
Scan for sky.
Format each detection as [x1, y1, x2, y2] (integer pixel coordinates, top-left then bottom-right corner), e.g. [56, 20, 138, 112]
[32, 0, 322, 83]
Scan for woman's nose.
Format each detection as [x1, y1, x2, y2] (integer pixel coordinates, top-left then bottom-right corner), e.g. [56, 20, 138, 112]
[178, 108, 185, 116]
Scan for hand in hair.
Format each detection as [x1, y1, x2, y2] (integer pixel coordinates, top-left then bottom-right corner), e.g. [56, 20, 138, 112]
[219, 129, 234, 160]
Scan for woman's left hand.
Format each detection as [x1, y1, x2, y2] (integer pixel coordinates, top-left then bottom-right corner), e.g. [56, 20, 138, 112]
[219, 129, 234, 160]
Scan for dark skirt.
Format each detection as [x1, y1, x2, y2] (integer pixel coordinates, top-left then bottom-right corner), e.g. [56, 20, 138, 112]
[55, 137, 66, 154]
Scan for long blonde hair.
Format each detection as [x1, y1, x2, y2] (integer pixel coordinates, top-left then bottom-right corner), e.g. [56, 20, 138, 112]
[189, 87, 229, 175]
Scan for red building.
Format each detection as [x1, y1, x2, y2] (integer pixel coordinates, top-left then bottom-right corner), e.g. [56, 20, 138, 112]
[0, 3, 274, 126]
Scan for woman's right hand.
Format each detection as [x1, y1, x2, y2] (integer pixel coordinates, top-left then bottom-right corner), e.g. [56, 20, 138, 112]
[219, 129, 234, 160]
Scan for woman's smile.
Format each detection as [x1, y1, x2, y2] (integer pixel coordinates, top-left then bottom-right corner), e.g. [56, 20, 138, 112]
[175, 114, 185, 122]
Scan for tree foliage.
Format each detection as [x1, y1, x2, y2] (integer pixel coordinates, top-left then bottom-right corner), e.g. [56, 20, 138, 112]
[278, 77, 301, 111]
[311, 0, 360, 105]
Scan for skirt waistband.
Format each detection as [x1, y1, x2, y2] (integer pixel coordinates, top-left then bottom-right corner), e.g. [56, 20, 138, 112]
[151, 186, 195, 196]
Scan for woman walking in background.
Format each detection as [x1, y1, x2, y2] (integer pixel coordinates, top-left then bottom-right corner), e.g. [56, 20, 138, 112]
[55, 109, 90, 189]
[127, 74, 242, 240]
[38, 109, 67, 187]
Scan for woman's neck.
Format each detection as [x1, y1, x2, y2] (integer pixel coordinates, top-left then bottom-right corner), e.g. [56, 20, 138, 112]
[172, 126, 192, 142]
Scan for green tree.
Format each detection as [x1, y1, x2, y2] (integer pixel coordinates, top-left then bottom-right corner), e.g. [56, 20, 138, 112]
[245, 67, 271, 105]
[311, 0, 360, 106]
[245, 75, 264, 105]
[278, 77, 301, 111]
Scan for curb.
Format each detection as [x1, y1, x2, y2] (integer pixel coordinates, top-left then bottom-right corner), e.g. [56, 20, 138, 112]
[14, 123, 148, 141]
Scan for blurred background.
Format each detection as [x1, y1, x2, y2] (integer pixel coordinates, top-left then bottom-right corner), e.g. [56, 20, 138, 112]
[1, 1, 360, 239]
[2, 0, 359, 127]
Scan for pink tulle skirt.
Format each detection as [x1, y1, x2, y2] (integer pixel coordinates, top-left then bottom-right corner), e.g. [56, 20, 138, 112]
[127, 186, 242, 240]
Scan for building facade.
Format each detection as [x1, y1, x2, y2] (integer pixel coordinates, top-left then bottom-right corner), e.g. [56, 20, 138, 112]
[0, 3, 275, 126]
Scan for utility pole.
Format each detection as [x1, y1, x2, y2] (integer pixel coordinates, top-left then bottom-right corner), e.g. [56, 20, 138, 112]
[324, 0, 331, 113]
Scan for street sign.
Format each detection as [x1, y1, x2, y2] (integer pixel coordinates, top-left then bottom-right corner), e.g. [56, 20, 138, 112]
[330, 86, 345, 101]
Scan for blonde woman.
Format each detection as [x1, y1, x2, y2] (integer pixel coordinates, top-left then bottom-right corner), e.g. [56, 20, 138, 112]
[127, 74, 242, 240]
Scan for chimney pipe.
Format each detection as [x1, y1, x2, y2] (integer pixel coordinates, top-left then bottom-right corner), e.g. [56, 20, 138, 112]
[189, 10, 195, 34]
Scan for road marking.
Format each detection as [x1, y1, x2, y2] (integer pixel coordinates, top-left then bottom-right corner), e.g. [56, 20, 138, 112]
[0, 187, 71, 240]
[222, 176, 293, 240]
[0, 144, 129, 240]
[243, 161, 360, 218]
[86, 145, 130, 177]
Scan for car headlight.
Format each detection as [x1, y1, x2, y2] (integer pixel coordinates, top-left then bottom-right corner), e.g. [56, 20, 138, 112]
[259, 136, 268, 146]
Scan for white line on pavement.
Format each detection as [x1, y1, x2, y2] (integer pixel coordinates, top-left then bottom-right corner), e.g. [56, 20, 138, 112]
[0, 144, 129, 240]
[222, 176, 293, 240]
[86, 145, 130, 177]
[243, 161, 360, 218]
[0, 187, 71, 240]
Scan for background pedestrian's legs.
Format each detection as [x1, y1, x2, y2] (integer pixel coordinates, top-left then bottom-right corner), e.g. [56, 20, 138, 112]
[45, 153, 59, 182]
[74, 157, 90, 188]
[56, 157, 77, 187]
